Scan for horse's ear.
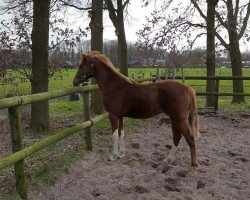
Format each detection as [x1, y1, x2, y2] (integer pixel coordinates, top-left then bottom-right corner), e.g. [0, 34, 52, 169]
[80, 53, 87, 63]
[81, 53, 87, 59]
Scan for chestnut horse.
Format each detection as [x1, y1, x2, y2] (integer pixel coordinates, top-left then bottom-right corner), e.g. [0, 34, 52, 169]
[73, 51, 200, 170]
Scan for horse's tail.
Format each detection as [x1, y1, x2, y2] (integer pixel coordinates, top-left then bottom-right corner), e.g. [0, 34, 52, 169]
[187, 87, 200, 141]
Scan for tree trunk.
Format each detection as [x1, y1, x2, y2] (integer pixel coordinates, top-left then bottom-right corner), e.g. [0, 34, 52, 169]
[30, 0, 51, 134]
[227, 0, 245, 103]
[205, 0, 218, 107]
[229, 41, 245, 103]
[117, 0, 128, 76]
[90, 0, 104, 114]
[105, 0, 128, 76]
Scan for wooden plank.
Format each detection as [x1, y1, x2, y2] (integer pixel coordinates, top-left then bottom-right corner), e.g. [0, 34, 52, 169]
[8, 104, 27, 200]
[0, 77, 157, 110]
[82, 91, 92, 150]
[214, 80, 220, 112]
[0, 113, 108, 170]
[196, 92, 250, 96]
[0, 84, 99, 109]
[161, 76, 250, 80]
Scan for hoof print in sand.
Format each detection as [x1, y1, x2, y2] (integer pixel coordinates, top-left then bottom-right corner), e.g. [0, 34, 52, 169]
[201, 158, 211, 166]
[236, 157, 248, 162]
[91, 190, 102, 198]
[164, 178, 180, 192]
[161, 165, 171, 175]
[176, 170, 187, 178]
[227, 150, 240, 157]
[134, 185, 150, 194]
[131, 142, 140, 149]
[165, 144, 172, 150]
[150, 161, 159, 169]
[196, 180, 206, 189]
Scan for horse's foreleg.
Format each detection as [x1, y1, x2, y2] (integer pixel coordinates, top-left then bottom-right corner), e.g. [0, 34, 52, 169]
[164, 119, 182, 164]
[108, 114, 119, 161]
[117, 117, 125, 158]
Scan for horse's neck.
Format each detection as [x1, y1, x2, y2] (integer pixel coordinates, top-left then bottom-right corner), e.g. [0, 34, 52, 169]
[94, 63, 125, 92]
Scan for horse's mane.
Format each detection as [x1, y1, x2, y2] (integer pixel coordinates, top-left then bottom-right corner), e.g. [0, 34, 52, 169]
[82, 51, 135, 84]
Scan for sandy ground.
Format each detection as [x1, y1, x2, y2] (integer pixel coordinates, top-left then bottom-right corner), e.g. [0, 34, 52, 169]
[29, 112, 250, 200]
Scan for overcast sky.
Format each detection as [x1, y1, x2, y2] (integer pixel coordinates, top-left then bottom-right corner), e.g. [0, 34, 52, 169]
[103, 1, 155, 42]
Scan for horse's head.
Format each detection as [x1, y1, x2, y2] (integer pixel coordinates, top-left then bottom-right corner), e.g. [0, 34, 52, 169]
[73, 52, 98, 86]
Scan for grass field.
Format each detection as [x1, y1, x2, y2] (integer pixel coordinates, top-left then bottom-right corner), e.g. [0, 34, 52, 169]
[0, 67, 250, 111]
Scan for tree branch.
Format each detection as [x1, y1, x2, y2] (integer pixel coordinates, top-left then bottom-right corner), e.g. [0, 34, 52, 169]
[214, 31, 229, 50]
[187, 22, 206, 28]
[234, 0, 240, 18]
[58, 0, 91, 10]
[104, 0, 118, 28]
[238, 0, 250, 40]
[123, 0, 130, 9]
[215, 10, 229, 29]
[190, 0, 207, 21]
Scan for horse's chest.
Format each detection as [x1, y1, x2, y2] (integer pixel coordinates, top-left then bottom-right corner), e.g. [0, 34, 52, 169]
[103, 95, 124, 114]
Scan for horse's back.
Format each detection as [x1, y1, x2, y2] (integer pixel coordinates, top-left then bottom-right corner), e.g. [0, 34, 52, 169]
[122, 80, 191, 119]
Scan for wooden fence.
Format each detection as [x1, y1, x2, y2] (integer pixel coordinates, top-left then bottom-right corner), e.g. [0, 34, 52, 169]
[176, 76, 250, 111]
[0, 77, 154, 199]
[0, 76, 250, 199]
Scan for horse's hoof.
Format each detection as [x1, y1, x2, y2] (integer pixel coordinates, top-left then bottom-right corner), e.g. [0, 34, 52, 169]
[107, 154, 117, 161]
[164, 156, 175, 164]
[117, 152, 125, 159]
[190, 165, 198, 172]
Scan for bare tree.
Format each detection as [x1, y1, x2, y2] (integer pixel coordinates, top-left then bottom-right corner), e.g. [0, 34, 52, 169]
[191, 0, 250, 103]
[58, 0, 105, 114]
[90, 0, 105, 114]
[30, 0, 51, 134]
[139, 0, 250, 103]
[104, 0, 130, 76]
[206, 0, 219, 107]
[0, 0, 88, 133]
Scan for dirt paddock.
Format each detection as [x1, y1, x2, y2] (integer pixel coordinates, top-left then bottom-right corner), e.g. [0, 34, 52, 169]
[28, 111, 250, 200]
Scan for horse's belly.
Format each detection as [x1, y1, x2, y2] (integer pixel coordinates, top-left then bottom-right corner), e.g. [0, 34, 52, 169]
[125, 106, 162, 119]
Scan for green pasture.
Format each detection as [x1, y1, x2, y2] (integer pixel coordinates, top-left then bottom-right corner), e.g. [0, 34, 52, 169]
[0, 67, 250, 111]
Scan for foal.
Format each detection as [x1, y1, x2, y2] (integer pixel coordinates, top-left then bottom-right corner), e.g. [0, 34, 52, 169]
[73, 51, 200, 170]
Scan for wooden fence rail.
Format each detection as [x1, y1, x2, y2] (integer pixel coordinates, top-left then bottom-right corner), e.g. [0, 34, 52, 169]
[160, 75, 250, 80]
[0, 113, 108, 170]
[0, 77, 155, 199]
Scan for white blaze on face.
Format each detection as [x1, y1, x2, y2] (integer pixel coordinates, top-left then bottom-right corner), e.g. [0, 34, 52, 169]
[118, 130, 125, 158]
[165, 145, 177, 164]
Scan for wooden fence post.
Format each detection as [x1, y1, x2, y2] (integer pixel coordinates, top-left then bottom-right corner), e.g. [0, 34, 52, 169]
[181, 67, 185, 83]
[214, 79, 220, 112]
[82, 91, 92, 150]
[7, 102, 27, 200]
[156, 66, 160, 82]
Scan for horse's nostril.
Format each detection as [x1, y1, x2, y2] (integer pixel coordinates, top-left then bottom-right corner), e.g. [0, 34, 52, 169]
[73, 78, 79, 86]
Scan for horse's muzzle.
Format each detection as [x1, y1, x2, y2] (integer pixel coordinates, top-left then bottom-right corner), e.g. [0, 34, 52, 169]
[73, 77, 80, 86]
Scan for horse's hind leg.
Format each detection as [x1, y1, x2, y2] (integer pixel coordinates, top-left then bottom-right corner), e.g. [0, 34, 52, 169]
[183, 129, 198, 171]
[164, 118, 182, 164]
[179, 120, 198, 171]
